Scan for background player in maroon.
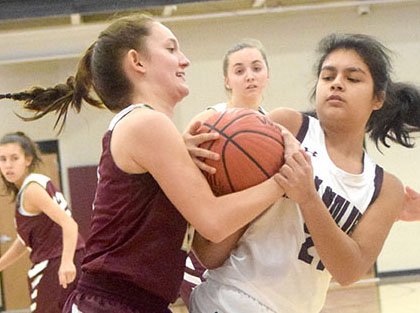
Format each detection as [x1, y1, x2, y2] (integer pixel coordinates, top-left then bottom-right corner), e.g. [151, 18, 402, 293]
[0, 132, 84, 313]
[0, 15, 301, 312]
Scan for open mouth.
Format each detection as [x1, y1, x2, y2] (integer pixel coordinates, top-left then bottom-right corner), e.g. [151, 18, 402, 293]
[3, 172, 14, 180]
[246, 85, 257, 90]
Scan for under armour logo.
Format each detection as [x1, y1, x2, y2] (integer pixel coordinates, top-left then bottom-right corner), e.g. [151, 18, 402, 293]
[304, 147, 318, 157]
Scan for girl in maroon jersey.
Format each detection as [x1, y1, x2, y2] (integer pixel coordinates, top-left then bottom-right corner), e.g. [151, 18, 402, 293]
[0, 132, 84, 313]
[0, 14, 300, 313]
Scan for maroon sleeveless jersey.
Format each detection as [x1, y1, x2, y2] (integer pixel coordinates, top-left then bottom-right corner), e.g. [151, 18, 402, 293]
[81, 105, 189, 303]
[15, 173, 85, 264]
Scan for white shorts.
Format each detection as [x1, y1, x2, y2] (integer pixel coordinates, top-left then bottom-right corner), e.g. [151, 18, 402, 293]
[189, 279, 276, 313]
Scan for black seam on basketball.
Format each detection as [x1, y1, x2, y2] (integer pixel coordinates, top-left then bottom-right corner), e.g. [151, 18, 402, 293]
[221, 139, 236, 193]
[227, 143, 268, 178]
[223, 134, 282, 183]
[202, 122, 233, 150]
[204, 111, 259, 131]
[211, 110, 229, 128]
[232, 130, 285, 148]
[203, 116, 279, 147]
[202, 113, 284, 192]
[202, 126, 284, 186]
[202, 121, 252, 192]
[219, 112, 258, 132]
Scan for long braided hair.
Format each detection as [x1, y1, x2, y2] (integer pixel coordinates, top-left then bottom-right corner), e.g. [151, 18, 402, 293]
[0, 14, 155, 132]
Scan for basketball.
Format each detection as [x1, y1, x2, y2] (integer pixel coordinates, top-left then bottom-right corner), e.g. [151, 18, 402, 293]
[198, 108, 285, 196]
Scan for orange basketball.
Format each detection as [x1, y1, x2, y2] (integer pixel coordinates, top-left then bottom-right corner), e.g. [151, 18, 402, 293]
[198, 108, 285, 196]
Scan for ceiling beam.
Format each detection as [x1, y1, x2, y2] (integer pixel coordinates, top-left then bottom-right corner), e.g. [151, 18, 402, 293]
[0, 0, 416, 65]
[0, 0, 213, 21]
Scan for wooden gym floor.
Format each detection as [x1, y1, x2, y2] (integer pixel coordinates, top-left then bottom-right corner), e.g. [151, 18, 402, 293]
[2, 275, 419, 313]
[169, 275, 420, 313]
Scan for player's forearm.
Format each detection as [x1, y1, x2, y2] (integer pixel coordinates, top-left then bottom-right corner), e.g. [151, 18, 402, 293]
[0, 238, 27, 271]
[60, 219, 78, 264]
[298, 197, 365, 285]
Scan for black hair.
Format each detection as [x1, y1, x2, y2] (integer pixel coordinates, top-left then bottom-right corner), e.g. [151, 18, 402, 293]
[311, 33, 420, 149]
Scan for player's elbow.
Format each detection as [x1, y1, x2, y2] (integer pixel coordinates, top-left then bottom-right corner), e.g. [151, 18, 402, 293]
[331, 269, 364, 286]
[69, 218, 79, 233]
[334, 275, 358, 287]
[197, 226, 226, 244]
[195, 219, 228, 244]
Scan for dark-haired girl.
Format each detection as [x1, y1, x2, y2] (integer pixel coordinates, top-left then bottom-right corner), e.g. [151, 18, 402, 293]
[190, 33, 420, 313]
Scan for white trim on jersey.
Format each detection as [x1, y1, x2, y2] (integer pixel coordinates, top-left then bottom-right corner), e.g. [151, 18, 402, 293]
[207, 102, 267, 115]
[108, 103, 150, 131]
[184, 271, 203, 285]
[28, 259, 49, 279]
[17, 173, 69, 216]
[72, 304, 83, 313]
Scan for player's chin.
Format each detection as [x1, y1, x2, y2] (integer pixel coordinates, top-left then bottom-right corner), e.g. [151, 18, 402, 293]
[176, 85, 189, 101]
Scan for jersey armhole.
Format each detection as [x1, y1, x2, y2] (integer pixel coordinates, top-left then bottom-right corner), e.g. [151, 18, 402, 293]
[18, 181, 44, 217]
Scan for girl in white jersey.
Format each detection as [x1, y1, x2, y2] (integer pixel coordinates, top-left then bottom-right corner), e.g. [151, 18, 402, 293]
[189, 33, 420, 313]
[180, 39, 272, 306]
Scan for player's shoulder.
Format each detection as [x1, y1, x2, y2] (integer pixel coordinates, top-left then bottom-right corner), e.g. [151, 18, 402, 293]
[374, 171, 405, 212]
[193, 109, 218, 124]
[120, 106, 174, 133]
[20, 173, 49, 192]
[186, 105, 222, 129]
[110, 106, 178, 155]
[382, 171, 404, 195]
[21, 178, 49, 205]
[268, 107, 303, 137]
[269, 107, 300, 121]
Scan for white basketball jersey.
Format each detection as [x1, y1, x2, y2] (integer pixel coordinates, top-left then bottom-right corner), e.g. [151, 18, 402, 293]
[207, 102, 267, 115]
[191, 114, 383, 313]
